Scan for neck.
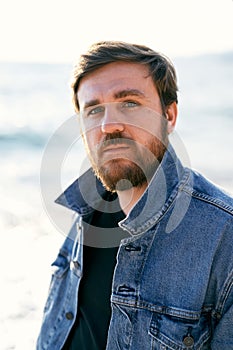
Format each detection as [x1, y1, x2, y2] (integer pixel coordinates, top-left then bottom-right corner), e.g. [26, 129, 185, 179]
[117, 183, 148, 216]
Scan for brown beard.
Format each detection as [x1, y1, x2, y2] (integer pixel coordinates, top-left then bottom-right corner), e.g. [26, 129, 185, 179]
[86, 127, 168, 192]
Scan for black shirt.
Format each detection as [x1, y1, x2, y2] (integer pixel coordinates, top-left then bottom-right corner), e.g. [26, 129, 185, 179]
[63, 195, 127, 350]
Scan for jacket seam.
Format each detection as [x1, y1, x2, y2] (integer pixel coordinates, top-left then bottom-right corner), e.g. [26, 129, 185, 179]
[215, 269, 233, 316]
[182, 188, 233, 215]
[111, 297, 212, 320]
[120, 168, 192, 236]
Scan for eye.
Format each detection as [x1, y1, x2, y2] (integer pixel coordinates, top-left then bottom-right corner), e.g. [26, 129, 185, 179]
[122, 101, 139, 108]
[86, 105, 105, 117]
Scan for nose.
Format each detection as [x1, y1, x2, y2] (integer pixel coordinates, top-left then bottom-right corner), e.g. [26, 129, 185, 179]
[101, 107, 125, 134]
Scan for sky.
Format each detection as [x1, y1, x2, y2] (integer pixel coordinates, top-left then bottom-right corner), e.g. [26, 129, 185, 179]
[0, 0, 232, 63]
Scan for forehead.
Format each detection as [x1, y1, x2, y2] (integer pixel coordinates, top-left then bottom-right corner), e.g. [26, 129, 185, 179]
[77, 61, 157, 108]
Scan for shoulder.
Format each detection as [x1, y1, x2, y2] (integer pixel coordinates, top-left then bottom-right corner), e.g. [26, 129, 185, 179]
[183, 168, 233, 217]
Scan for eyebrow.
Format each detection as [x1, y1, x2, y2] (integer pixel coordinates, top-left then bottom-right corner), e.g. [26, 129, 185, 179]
[83, 89, 145, 110]
[83, 99, 100, 110]
[114, 89, 145, 99]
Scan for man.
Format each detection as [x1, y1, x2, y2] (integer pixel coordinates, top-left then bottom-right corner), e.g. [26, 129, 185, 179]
[37, 41, 233, 349]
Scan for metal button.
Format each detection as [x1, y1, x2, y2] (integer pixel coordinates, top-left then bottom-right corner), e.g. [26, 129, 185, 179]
[65, 312, 74, 320]
[70, 260, 80, 270]
[183, 335, 194, 347]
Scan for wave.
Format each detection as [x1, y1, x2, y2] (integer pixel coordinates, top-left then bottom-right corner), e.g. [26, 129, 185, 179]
[0, 128, 48, 149]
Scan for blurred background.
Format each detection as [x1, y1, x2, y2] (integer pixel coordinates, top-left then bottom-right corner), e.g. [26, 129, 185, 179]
[0, 0, 232, 348]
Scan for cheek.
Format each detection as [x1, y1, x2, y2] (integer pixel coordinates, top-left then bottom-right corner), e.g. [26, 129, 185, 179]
[130, 116, 165, 140]
[82, 128, 100, 151]
[130, 128, 160, 146]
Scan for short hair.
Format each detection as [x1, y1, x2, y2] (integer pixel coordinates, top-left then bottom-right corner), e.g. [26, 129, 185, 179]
[71, 41, 178, 113]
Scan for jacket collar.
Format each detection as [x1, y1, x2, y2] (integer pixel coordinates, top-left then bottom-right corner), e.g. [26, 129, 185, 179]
[55, 144, 190, 234]
[55, 165, 110, 217]
[120, 145, 190, 235]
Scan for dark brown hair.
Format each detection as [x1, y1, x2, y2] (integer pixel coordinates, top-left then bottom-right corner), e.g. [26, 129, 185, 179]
[71, 41, 178, 113]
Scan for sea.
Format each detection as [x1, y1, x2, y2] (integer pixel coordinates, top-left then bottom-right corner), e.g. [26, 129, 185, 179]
[0, 52, 233, 349]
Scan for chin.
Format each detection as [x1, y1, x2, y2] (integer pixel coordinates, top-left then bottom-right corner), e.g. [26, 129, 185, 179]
[96, 159, 149, 193]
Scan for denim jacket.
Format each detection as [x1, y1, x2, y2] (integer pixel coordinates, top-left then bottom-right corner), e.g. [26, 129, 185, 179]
[37, 146, 233, 349]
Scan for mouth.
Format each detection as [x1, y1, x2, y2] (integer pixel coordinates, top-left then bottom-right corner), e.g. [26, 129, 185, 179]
[102, 144, 130, 154]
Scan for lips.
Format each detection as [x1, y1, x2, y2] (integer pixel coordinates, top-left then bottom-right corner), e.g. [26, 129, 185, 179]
[96, 136, 136, 162]
[102, 144, 130, 153]
[99, 137, 134, 152]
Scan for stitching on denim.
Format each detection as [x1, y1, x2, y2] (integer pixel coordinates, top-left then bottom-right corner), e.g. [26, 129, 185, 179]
[120, 168, 192, 236]
[183, 188, 233, 215]
[111, 297, 212, 320]
[215, 269, 233, 316]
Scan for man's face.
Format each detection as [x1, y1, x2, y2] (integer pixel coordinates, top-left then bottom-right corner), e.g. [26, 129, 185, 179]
[77, 62, 170, 192]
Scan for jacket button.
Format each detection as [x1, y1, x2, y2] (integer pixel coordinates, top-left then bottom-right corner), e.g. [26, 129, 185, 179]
[70, 260, 80, 269]
[183, 335, 194, 346]
[65, 312, 74, 320]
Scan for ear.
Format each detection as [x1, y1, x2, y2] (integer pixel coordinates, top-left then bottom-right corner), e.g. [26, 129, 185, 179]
[165, 102, 178, 134]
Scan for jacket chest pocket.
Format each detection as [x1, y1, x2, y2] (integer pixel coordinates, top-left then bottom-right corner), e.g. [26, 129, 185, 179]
[149, 311, 211, 349]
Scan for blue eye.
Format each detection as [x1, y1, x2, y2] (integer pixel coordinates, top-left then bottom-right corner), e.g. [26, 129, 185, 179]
[86, 105, 105, 117]
[122, 101, 139, 108]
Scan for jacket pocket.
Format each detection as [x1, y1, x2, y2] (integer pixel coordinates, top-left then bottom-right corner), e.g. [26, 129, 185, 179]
[149, 309, 211, 349]
[43, 249, 70, 313]
[51, 248, 70, 277]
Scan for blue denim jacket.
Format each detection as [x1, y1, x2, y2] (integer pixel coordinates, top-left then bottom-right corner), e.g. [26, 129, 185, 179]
[37, 146, 233, 349]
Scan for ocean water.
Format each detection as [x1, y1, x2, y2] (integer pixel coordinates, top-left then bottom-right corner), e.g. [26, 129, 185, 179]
[0, 52, 232, 349]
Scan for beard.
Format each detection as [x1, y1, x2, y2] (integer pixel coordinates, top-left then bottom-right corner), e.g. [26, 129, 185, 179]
[85, 126, 168, 192]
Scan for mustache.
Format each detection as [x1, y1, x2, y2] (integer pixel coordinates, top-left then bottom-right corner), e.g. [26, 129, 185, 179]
[97, 132, 134, 153]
